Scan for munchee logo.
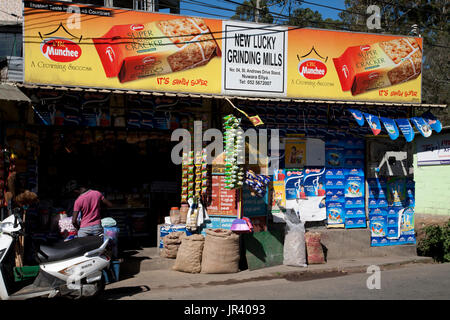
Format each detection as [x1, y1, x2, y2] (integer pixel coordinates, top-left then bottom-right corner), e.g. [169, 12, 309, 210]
[41, 37, 82, 62]
[130, 24, 144, 31]
[298, 59, 327, 80]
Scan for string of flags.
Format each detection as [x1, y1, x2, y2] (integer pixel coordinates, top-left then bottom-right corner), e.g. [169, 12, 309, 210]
[348, 109, 442, 142]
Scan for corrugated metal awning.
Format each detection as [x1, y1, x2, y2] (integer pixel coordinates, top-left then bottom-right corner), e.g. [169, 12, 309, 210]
[14, 82, 447, 109]
[0, 83, 31, 103]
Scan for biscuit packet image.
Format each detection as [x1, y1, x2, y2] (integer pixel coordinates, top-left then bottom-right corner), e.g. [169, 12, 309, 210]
[93, 18, 221, 83]
[333, 37, 422, 96]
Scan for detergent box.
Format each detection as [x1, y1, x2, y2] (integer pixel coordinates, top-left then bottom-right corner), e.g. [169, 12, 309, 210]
[368, 186, 387, 199]
[387, 206, 401, 216]
[326, 188, 345, 197]
[344, 197, 365, 208]
[345, 208, 366, 218]
[327, 202, 344, 225]
[344, 176, 364, 198]
[325, 178, 345, 190]
[325, 168, 345, 180]
[369, 208, 387, 217]
[345, 217, 367, 229]
[325, 146, 345, 168]
[377, 198, 389, 208]
[327, 193, 345, 203]
[344, 168, 364, 177]
[344, 158, 364, 168]
[368, 198, 379, 209]
[344, 148, 365, 159]
[368, 177, 387, 189]
[370, 216, 387, 238]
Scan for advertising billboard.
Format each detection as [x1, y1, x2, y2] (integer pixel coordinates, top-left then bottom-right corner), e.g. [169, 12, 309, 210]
[24, 0, 422, 103]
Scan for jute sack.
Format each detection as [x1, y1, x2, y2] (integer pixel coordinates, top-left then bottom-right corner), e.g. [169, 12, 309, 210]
[163, 231, 184, 245]
[160, 231, 185, 259]
[201, 229, 240, 274]
[305, 232, 325, 264]
[172, 234, 205, 273]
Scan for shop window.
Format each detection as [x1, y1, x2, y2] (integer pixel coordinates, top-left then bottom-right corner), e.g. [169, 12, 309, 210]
[0, 32, 22, 58]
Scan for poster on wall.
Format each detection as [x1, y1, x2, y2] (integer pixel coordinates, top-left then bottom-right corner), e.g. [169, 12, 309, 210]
[416, 133, 450, 166]
[298, 167, 326, 221]
[207, 175, 237, 216]
[285, 138, 307, 168]
[284, 168, 326, 222]
[270, 179, 286, 223]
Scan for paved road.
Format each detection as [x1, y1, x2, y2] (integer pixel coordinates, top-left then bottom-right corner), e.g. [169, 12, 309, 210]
[102, 262, 450, 300]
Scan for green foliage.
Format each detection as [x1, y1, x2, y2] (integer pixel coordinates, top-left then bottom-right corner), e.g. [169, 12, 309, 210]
[231, 0, 274, 24]
[417, 220, 450, 262]
[442, 220, 450, 262]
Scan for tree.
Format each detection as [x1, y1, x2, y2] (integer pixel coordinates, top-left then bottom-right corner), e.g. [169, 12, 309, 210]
[231, 0, 340, 29]
[231, 0, 274, 23]
[284, 7, 340, 29]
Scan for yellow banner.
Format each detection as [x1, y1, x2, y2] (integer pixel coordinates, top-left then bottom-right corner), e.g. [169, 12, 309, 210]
[287, 29, 422, 103]
[24, 1, 223, 94]
[24, 1, 422, 103]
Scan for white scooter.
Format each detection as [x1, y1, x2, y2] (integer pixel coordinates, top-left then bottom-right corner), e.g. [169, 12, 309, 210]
[0, 208, 111, 300]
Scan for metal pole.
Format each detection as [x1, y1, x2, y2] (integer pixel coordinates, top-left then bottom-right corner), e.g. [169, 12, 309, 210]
[255, 0, 260, 23]
[147, 0, 155, 12]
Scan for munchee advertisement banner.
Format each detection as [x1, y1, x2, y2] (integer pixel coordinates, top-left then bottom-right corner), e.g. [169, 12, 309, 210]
[24, 0, 422, 103]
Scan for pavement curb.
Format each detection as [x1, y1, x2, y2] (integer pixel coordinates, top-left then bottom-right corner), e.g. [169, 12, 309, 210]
[115, 255, 435, 291]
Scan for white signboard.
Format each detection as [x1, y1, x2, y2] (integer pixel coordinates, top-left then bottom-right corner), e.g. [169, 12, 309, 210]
[221, 21, 287, 96]
[417, 133, 450, 166]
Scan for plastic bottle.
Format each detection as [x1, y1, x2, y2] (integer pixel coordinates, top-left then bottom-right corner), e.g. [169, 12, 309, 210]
[180, 204, 189, 224]
[169, 207, 181, 225]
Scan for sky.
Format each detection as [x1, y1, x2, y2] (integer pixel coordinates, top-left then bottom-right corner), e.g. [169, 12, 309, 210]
[172, 0, 347, 22]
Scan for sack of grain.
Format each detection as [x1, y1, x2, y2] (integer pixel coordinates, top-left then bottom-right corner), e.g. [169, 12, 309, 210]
[283, 219, 307, 267]
[172, 234, 205, 273]
[160, 231, 185, 259]
[201, 229, 240, 274]
[305, 232, 325, 264]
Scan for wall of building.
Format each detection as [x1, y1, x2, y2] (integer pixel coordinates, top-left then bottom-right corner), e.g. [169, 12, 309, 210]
[413, 132, 450, 216]
[0, 0, 22, 22]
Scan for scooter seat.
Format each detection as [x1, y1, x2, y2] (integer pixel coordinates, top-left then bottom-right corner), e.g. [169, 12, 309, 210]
[37, 236, 104, 263]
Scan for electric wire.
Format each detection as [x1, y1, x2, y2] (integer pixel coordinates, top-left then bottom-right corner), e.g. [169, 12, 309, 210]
[12, 1, 450, 50]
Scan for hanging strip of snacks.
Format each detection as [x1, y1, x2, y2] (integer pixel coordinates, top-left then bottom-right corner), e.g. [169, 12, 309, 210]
[187, 151, 195, 200]
[181, 152, 189, 203]
[223, 115, 244, 190]
[181, 148, 209, 203]
[201, 148, 208, 195]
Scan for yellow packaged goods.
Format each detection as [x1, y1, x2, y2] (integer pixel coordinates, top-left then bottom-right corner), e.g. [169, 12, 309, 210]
[93, 18, 221, 83]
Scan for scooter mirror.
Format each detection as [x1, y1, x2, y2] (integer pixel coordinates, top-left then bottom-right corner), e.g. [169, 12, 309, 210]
[12, 208, 23, 229]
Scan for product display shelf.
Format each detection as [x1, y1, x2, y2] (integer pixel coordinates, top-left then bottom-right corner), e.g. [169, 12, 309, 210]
[106, 207, 151, 238]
